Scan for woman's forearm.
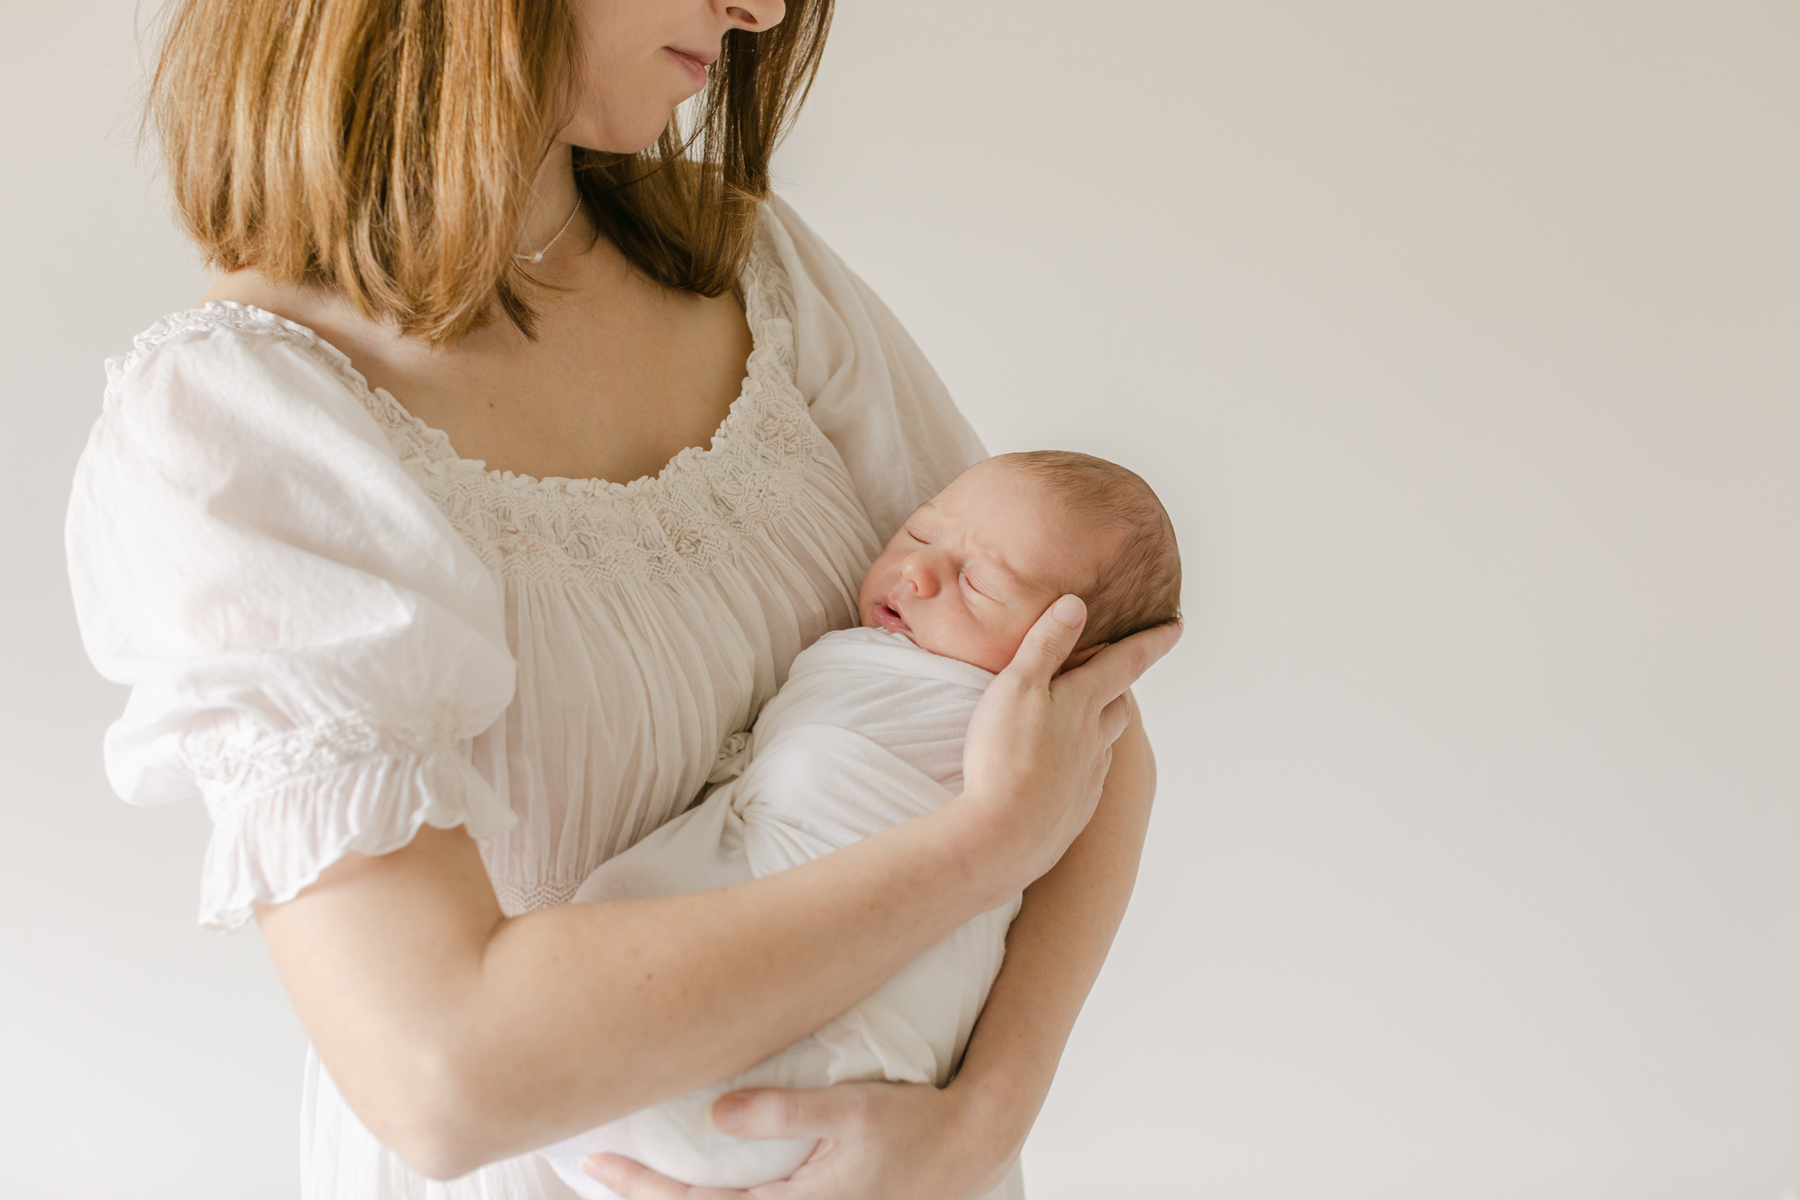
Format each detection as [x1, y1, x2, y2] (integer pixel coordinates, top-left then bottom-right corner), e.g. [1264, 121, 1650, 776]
[946, 699, 1157, 1165]
[258, 797, 1023, 1180]
[257, 614, 1175, 1182]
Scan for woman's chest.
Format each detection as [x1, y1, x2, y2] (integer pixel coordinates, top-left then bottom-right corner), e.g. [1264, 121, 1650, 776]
[379, 350, 881, 905]
[371, 273, 757, 488]
[348, 229, 886, 904]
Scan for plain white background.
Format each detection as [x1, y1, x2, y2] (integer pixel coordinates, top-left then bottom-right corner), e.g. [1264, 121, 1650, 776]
[2, 2, 1796, 1197]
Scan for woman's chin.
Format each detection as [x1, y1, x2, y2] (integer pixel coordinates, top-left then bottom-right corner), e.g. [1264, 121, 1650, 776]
[559, 110, 685, 157]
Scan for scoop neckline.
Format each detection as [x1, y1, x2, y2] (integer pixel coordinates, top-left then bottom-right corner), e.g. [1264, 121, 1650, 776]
[173, 230, 780, 501]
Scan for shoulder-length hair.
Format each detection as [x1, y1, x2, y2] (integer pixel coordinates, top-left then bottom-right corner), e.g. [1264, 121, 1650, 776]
[149, 0, 833, 344]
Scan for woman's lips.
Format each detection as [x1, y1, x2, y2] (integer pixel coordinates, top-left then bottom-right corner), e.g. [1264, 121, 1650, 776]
[872, 601, 911, 633]
[665, 47, 712, 87]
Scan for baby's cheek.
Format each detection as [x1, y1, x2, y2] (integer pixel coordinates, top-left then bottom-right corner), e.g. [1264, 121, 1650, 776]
[962, 624, 1022, 675]
[987, 614, 1042, 671]
[854, 568, 886, 620]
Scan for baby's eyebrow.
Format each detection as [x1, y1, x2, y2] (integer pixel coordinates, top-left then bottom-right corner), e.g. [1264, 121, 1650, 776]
[963, 532, 1034, 595]
[903, 502, 939, 531]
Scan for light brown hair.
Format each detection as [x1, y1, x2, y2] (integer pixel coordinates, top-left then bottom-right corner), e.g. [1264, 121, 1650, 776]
[148, 0, 833, 344]
[999, 451, 1183, 649]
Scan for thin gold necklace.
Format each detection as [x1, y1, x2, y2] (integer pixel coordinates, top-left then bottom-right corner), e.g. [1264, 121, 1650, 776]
[513, 196, 583, 265]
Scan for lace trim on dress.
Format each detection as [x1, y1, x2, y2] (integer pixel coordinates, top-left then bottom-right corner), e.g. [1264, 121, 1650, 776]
[491, 878, 584, 917]
[185, 705, 464, 811]
[104, 214, 834, 588]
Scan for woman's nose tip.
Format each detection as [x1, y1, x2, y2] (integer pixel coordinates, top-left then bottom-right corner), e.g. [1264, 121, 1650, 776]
[724, 1, 786, 30]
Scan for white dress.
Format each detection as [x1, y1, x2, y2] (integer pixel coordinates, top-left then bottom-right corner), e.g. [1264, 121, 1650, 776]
[66, 199, 1023, 1200]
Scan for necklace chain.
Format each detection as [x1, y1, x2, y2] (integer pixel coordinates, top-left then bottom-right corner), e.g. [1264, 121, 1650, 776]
[513, 196, 583, 265]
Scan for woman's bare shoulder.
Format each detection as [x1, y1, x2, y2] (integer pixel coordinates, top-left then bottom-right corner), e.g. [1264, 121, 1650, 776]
[198, 268, 394, 379]
[201, 267, 334, 327]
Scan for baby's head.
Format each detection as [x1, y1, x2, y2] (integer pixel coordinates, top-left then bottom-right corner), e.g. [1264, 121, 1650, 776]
[858, 451, 1182, 674]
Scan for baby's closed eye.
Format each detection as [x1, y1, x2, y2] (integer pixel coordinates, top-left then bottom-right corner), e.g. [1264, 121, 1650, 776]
[960, 570, 999, 601]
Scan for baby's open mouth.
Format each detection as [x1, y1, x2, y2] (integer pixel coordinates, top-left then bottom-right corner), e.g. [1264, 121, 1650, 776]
[872, 601, 910, 633]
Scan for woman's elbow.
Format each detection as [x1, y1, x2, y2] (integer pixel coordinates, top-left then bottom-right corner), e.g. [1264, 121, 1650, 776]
[387, 1119, 491, 1184]
[390, 1133, 486, 1184]
[346, 1044, 506, 1181]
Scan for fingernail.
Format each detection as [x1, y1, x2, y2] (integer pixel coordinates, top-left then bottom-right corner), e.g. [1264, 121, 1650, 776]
[581, 1154, 618, 1182]
[1052, 595, 1085, 626]
[713, 1097, 744, 1132]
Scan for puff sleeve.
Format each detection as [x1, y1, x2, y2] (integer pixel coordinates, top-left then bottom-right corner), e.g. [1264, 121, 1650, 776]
[764, 197, 989, 543]
[66, 315, 518, 931]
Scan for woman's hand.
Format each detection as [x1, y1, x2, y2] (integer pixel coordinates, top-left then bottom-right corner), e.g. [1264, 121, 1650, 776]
[584, 1081, 1017, 1200]
[961, 595, 1180, 889]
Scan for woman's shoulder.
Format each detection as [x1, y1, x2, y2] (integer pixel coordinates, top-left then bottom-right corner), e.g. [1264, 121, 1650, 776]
[200, 265, 329, 321]
[756, 192, 958, 387]
[83, 296, 430, 549]
[756, 194, 987, 542]
[757, 195, 868, 317]
[101, 289, 395, 459]
[110, 268, 379, 407]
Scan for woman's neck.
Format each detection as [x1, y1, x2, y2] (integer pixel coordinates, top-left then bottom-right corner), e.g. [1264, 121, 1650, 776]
[517, 143, 592, 264]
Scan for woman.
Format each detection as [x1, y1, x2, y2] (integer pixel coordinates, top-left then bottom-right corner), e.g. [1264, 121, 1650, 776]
[66, 0, 1179, 1196]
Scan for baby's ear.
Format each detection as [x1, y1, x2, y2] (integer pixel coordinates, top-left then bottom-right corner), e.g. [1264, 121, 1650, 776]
[1057, 641, 1107, 675]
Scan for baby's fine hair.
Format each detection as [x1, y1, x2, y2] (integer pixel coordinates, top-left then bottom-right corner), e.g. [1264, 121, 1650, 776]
[996, 450, 1183, 649]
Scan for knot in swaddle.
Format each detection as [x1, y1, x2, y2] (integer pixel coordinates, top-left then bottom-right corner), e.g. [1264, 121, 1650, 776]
[707, 729, 753, 784]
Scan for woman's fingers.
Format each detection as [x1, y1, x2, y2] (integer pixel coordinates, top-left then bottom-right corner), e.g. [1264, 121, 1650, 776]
[583, 1153, 695, 1198]
[1056, 620, 1181, 707]
[1098, 691, 1133, 746]
[581, 1089, 860, 1199]
[996, 595, 1089, 687]
[583, 1153, 755, 1200]
[712, 1085, 852, 1139]
[961, 606, 1175, 888]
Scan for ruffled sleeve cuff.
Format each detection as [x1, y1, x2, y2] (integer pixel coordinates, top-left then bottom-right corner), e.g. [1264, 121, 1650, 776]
[198, 750, 516, 932]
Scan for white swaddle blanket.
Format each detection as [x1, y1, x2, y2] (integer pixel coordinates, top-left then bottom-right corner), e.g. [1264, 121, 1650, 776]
[537, 627, 1023, 1197]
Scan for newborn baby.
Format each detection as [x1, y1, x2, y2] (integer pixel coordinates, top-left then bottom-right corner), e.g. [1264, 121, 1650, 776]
[538, 451, 1181, 1197]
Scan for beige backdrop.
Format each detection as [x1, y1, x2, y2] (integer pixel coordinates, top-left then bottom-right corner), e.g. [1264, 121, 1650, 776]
[2, 2, 1795, 1197]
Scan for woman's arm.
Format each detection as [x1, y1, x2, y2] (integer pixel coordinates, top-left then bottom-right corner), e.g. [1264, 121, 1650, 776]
[595, 701, 1155, 1200]
[256, 602, 1177, 1181]
[261, 798, 1015, 1180]
[945, 695, 1156, 1179]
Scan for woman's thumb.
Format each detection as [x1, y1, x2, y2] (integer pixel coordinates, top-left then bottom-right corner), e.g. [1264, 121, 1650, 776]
[1003, 594, 1087, 683]
[711, 1087, 833, 1138]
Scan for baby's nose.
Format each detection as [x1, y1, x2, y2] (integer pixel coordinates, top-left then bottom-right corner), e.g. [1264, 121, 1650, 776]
[901, 555, 940, 598]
